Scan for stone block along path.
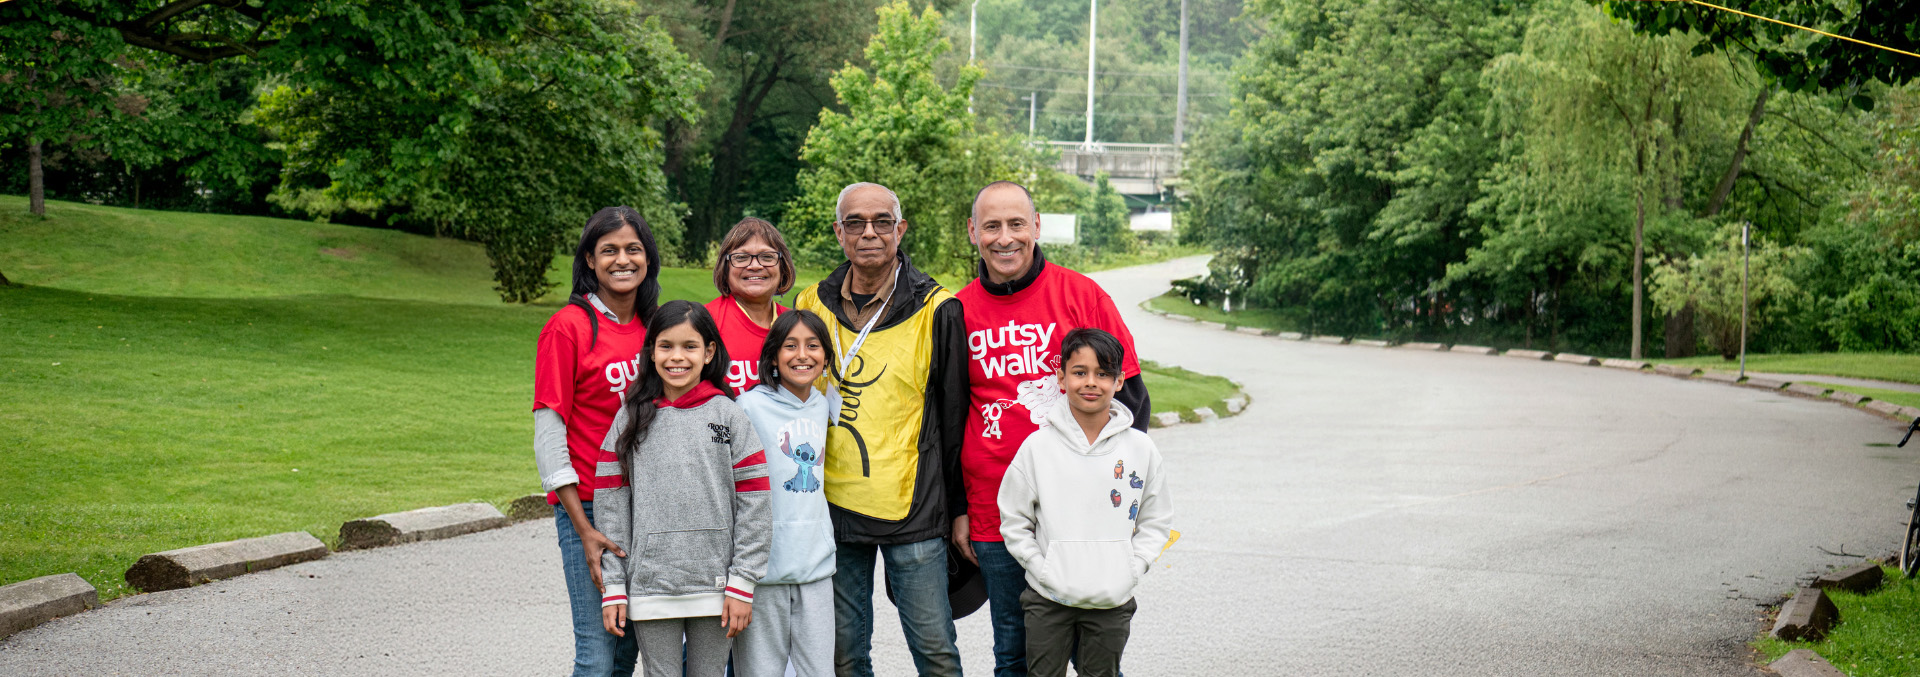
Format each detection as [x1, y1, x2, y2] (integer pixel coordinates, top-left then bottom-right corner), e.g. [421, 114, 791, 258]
[3, 256, 1916, 676]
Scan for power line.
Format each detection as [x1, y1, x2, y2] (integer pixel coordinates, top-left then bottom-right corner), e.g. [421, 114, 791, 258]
[986, 63, 1224, 78]
[977, 81, 1227, 97]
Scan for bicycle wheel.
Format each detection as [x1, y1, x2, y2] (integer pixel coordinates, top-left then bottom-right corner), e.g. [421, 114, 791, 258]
[1905, 488, 1920, 578]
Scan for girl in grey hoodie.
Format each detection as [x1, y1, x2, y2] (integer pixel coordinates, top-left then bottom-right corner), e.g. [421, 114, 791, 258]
[732, 310, 839, 677]
[594, 300, 772, 677]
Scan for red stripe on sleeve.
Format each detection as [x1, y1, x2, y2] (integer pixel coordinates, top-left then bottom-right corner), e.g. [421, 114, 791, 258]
[734, 477, 770, 492]
[732, 450, 766, 469]
[725, 587, 753, 599]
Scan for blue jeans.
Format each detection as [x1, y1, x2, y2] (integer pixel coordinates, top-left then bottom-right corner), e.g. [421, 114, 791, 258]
[834, 537, 961, 677]
[557, 503, 639, 677]
[972, 541, 1029, 677]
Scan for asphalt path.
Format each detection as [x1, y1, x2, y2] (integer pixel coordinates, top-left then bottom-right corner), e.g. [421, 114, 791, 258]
[4, 255, 1916, 676]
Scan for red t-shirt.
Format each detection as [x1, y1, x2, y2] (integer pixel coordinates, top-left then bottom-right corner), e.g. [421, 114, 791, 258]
[955, 263, 1142, 541]
[533, 304, 649, 505]
[705, 295, 791, 396]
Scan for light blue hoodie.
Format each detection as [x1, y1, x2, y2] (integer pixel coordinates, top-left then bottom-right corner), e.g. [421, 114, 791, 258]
[735, 383, 837, 585]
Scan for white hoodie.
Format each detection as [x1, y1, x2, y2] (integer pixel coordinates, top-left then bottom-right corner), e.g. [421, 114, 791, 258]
[998, 396, 1174, 609]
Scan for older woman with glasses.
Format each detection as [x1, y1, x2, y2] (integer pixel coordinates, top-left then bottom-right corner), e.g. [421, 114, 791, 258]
[706, 217, 799, 395]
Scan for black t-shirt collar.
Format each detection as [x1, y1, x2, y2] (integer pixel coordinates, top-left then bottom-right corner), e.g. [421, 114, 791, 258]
[977, 246, 1047, 296]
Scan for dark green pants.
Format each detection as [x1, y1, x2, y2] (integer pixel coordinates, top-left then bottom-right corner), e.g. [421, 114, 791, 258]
[1020, 587, 1136, 677]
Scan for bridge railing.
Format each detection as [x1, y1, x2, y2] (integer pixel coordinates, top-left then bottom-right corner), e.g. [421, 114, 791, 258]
[1041, 141, 1181, 185]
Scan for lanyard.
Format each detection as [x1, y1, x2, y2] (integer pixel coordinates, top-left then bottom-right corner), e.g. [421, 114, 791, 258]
[831, 263, 901, 378]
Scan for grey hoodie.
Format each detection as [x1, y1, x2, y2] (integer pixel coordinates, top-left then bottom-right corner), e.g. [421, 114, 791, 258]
[998, 397, 1174, 609]
[594, 382, 772, 620]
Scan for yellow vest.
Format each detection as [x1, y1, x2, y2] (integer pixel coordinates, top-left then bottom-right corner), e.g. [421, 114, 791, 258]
[793, 283, 954, 521]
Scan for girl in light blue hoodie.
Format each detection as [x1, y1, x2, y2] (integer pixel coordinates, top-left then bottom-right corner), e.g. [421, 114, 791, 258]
[731, 309, 839, 677]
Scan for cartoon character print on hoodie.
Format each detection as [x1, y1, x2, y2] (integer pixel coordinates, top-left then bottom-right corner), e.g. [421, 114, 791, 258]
[735, 383, 839, 585]
[998, 397, 1174, 610]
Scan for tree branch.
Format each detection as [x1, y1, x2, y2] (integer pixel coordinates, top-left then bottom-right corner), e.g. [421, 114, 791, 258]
[1704, 87, 1768, 217]
[1764, 109, 1872, 173]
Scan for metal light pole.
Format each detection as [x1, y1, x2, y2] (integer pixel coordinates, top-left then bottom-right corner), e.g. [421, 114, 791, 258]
[1020, 92, 1037, 136]
[1740, 221, 1750, 379]
[1173, 0, 1189, 150]
[1083, 0, 1097, 148]
[969, 0, 980, 115]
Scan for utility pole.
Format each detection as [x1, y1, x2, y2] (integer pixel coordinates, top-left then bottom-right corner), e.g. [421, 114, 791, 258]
[1020, 92, 1037, 136]
[1173, 0, 1189, 150]
[1083, 0, 1097, 149]
[969, 0, 980, 115]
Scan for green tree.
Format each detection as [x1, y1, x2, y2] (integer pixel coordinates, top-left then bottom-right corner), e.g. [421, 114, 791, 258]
[1649, 224, 1806, 358]
[1079, 171, 1133, 255]
[0, 2, 125, 216]
[785, 1, 1057, 274]
[254, 0, 706, 302]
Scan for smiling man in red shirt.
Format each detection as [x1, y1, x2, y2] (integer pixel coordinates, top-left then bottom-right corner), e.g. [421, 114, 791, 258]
[952, 181, 1151, 677]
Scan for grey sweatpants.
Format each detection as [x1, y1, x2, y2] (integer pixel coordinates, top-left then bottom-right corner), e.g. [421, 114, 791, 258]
[731, 577, 834, 677]
[633, 616, 732, 677]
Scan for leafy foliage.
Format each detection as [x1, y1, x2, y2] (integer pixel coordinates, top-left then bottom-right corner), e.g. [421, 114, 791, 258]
[1078, 172, 1134, 255]
[784, 1, 1062, 274]
[1649, 224, 1807, 358]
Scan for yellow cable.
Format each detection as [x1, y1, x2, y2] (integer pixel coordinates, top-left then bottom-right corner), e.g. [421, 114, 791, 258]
[1633, 0, 1920, 60]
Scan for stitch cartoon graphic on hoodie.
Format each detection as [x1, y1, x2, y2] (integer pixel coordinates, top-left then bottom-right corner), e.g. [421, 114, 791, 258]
[999, 397, 1174, 610]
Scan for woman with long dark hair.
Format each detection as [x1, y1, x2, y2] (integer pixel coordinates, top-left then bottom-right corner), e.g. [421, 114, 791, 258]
[705, 217, 797, 395]
[532, 206, 662, 675]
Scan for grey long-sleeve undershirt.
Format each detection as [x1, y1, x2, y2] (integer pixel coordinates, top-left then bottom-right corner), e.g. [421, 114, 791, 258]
[533, 408, 578, 493]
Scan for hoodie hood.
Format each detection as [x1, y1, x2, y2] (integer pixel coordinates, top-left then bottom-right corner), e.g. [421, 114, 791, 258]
[747, 382, 842, 423]
[1041, 396, 1136, 455]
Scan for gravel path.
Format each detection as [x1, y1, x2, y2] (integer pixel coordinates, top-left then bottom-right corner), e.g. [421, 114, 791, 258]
[3, 255, 1914, 676]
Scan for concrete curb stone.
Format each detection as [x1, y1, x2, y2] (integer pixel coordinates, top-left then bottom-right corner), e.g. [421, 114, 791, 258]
[1601, 359, 1649, 371]
[1700, 371, 1741, 384]
[1233, 326, 1267, 336]
[1553, 353, 1599, 366]
[1192, 407, 1218, 422]
[1864, 400, 1906, 417]
[1197, 320, 1227, 330]
[1396, 342, 1445, 351]
[1769, 650, 1847, 677]
[1654, 364, 1699, 378]
[1742, 377, 1788, 390]
[1785, 383, 1831, 398]
[1276, 332, 1304, 340]
[1350, 339, 1389, 347]
[1829, 390, 1868, 405]
[1151, 412, 1182, 428]
[1165, 314, 1197, 323]
[1811, 562, 1882, 593]
[1452, 345, 1499, 355]
[1504, 349, 1552, 361]
[339, 503, 510, 551]
[508, 493, 549, 522]
[1308, 336, 1348, 345]
[0, 573, 98, 639]
[1223, 397, 1246, 414]
[124, 531, 328, 593]
[1770, 587, 1838, 641]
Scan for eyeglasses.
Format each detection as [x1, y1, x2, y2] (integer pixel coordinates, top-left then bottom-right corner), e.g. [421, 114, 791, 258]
[727, 251, 782, 268]
[836, 218, 899, 235]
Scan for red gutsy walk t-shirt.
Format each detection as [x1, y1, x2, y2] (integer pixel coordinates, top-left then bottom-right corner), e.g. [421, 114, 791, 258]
[533, 304, 649, 505]
[705, 295, 790, 397]
[955, 263, 1142, 541]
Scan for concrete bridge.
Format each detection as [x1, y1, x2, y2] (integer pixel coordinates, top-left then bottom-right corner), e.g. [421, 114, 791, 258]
[1047, 141, 1179, 196]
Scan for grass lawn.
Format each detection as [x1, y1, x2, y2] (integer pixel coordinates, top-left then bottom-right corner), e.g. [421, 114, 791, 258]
[1139, 360, 1244, 423]
[1755, 566, 1920, 677]
[0, 196, 1200, 598]
[1650, 354, 1920, 386]
[1797, 383, 1920, 410]
[1145, 290, 1306, 334]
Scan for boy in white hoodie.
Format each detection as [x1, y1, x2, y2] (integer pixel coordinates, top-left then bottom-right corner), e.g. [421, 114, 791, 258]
[997, 328, 1173, 677]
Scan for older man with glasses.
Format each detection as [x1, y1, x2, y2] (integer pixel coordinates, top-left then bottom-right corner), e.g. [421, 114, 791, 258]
[791, 182, 970, 677]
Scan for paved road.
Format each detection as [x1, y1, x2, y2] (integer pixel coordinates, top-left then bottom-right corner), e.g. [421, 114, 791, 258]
[4, 255, 1916, 676]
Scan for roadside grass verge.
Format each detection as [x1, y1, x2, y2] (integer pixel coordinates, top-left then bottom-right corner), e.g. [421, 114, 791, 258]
[1139, 360, 1244, 423]
[1145, 291, 1307, 334]
[1754, 566, 1920, 677]
[1797, 383, 1920, 410]
[1651, 354, 1920, 386]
